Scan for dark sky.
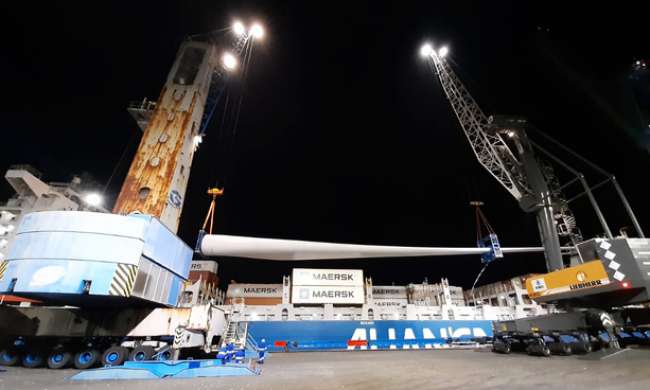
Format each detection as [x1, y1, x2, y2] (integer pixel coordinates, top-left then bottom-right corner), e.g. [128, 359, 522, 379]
[1, 1, 648, 289]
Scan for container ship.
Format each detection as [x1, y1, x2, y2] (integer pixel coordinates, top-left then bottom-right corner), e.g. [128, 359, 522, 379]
[209, 267, 554, 352]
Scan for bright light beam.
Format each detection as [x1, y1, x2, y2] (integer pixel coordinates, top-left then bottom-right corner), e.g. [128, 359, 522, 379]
[84, 193, 103, 207]
[222, 52, 238, 70]
[233, 21, 246, 36]
[420, 43, 433, 58]
[250, 23, 264, 39]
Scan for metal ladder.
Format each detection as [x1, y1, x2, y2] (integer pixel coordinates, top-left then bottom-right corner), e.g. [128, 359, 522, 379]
[220, 300, 249, 349]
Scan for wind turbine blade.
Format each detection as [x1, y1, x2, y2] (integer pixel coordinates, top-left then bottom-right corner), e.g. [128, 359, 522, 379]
[200, 234, 548, 261]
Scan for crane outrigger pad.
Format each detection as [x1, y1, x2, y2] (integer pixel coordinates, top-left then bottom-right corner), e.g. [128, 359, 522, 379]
[70, 359, 261, 381]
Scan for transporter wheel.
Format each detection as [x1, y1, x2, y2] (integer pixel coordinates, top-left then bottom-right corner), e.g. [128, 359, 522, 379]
[129, 346, 154, 362]
[47, 349, 72, 369]
[572, 341, 592, 354]
[528, 343, 551, 357]
[74, 349, 100, 369]
[558, 343, 572, 356]
[156, 349, 172, 361]
[0, 349, 20, 366]
[101, 346, 128, 366]
[22, 351, 44, 368]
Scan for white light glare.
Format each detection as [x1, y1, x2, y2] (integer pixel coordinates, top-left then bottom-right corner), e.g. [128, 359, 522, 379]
[0, 238, 8, 249]
[250, 23, 264, 39]
[420, 43, 433, 58]
[222, 52, 237, 70]
[84, 193, 103, 207]
[233, 21, 246, 36]
[193, 135, 203, 148]
[0, 210, 16, 224]
[438, 46, 449, 58]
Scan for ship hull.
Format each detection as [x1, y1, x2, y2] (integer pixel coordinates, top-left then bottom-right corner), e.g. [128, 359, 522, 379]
[248, 319, 493, 352]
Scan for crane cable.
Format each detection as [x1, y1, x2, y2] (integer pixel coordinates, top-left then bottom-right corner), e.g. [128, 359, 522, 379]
[221, 38, 255, 187]
[201, 187, 224, 234]
[469, 201, 496, 307]
[101, 130, 139, 198]
[201, 38, 255, 234]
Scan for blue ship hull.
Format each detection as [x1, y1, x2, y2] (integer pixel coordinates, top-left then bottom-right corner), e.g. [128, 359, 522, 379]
[248, 320, 493, 352]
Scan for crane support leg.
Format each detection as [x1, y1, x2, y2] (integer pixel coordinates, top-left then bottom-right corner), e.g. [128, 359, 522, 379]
[536, 191, 564, 271]
[612, 177, 645, 238]
[577, 176, 613, 239]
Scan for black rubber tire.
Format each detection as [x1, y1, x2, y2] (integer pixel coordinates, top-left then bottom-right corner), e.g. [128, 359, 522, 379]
[101, 346, 129, 366]
[560, 343, 572, 356]
[542, 345, 551, 357]
[0, 349, 20, 366]
[47, 349, 72, 369]
[21, 351, 44, 368]
[503, 342, 512, 354]
[572, 341, 592, 354]
[129, 346, 155, 362]
[74, 349, 100, 369]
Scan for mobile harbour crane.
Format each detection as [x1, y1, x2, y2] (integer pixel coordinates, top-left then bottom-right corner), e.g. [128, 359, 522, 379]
[419, 41, 650, 355]
[0, 20, 265, 370]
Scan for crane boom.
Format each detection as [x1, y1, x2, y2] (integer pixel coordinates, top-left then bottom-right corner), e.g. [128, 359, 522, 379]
[428, 51, 529, 201]
[114, 31, 252, 233]
[423, 46, 565, 271]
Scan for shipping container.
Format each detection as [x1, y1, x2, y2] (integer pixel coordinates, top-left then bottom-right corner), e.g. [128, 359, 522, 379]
[226, 284, 283, 298]
[372, 286, 408, 299]
[292, 268, 363, 287]
[225, 297, 283, 305]
[291, 285, 365, 304]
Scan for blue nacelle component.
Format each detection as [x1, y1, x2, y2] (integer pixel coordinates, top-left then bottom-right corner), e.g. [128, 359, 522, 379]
[478, 233, 504, 264]
[0, 211, 192, 307]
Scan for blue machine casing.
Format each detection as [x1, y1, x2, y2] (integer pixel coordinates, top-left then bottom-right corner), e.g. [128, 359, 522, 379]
[0, 211, 192, 307]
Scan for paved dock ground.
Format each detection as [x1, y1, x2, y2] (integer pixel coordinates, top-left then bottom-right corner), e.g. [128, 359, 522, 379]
[1, 348, 650, 390]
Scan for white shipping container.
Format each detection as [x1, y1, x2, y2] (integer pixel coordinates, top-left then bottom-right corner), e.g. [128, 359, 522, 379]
[372, 286, 408, 299]
[372, 299, 409, 307]
[227, 284, 283, 298]
[190, 260, 218, 274]
[292, 268, 363, 287]
[291, 285, 365, 304]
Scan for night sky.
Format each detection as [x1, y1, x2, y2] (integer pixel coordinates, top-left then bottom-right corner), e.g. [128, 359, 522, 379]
[1, 1, 648, 290]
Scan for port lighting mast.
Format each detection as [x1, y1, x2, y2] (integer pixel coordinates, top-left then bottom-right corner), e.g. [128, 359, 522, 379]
[420, 43, 577, 272]
[114, 22, 264, 233]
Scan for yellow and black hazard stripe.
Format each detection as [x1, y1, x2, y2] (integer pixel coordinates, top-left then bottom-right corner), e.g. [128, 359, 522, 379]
[109, 263, 138, 297]
[0, 260, 7, 281]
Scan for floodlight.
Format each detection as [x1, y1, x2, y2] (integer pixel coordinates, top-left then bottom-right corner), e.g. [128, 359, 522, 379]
[250, 23, 264, 39]
[84, 193, 103, 207]
[233, 21, 246, 36]
[222, 52, 237, 70]
[438, 46, 449, 58]
[193, 135, 203, 148]
[420, 43, 433, 58]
